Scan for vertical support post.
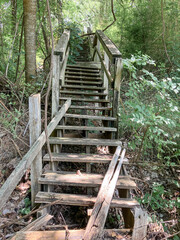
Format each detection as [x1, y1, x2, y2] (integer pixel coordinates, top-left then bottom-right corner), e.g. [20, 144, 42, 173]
[29, 94, 42, 207]
[104, 52, 109, 97]
[118, 189, 135, 228]
[132, 207, 148, 240]
[113, 58, 123, 139]
[52, 54, 61, 159]
[94, 39, 100, 63]
[52, 54, 60, 118]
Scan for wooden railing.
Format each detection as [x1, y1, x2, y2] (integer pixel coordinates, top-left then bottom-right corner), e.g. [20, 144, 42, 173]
[52, 30, 70, 117]
[87, 28, 123, 136]
[0, 30, 71, 210]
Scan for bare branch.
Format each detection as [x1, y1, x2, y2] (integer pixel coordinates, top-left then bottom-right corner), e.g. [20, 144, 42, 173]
[80, 0, 117, 38]
[103, 0, 116, 32]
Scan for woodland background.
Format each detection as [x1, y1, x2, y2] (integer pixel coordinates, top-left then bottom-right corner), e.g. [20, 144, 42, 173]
[0, 0, 179, 239]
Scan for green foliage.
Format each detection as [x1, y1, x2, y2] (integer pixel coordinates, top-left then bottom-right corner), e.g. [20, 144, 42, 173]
[137, 182, 179, 211]
[20, 197, 31, 215]
[65, 22, 83, 64]
[120, 53, 180, 160]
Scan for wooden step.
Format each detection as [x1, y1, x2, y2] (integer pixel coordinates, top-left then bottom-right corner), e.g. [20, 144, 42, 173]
[43, 153, 129, 164]
[49, 137, 122, 146]
[67, 63, 101, 69]
[56, 125, 117, 132]
[65, 71, 100, 77]
[60, 90, 107, 97]
[65, 75, 101, 80]
[64, 80, 102, 85]
[14, 229, 132, 240]
[38, 171, 136, 189]
[66, 67, 99, 73]
[64, 113, 116, 121]
[62, 85, 105, 90]
[60, 97, 109, 103]
[66, 105, 112, 111]
[35, 192, 139, 207]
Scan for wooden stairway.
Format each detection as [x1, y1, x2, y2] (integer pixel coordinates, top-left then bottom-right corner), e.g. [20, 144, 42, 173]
[0, 29, 147, 240]
[34, 61, 140, 237]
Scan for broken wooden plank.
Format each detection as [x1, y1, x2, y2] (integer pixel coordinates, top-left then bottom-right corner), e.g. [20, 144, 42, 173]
[20, 214, 52, 232]
[83, 148, 126, 240]
[11, 214, 53, 240]
[0, 99, 71, 211]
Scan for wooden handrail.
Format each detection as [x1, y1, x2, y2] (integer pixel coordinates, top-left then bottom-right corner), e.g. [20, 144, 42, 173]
[52, 30, 71, 117]
[94, 30, 121, 63]
[54, 30, 70, 62]
[0, 99, 71, 211]
[93, 46, 113, 83]
[87, 28, 123, 136]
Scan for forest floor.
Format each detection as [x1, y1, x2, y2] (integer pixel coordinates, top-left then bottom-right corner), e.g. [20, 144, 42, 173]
[0, 106, 179, 240]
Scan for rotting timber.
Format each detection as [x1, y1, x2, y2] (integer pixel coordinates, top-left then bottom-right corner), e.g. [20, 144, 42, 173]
[0, 29, 148, 240]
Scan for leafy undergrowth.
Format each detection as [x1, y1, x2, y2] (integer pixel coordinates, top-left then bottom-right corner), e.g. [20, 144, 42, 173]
[126, 153, 180, 240]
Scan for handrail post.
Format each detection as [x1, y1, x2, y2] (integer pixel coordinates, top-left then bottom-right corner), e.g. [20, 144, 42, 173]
[29, 93, 42, 207]
[104, 52, 109, 97]
[52, 54, 60, 118]
[113, 58, 123, 138]
[52, 29, 70, 118]
[94, 39, 100, 63]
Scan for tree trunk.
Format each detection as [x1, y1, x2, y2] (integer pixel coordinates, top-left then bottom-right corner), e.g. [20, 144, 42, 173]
[11, 0, 17, 34]
[23, 0, 36, 82]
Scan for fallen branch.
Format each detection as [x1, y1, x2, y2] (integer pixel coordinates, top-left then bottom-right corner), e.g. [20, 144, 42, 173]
[9, 137, 23, 158]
